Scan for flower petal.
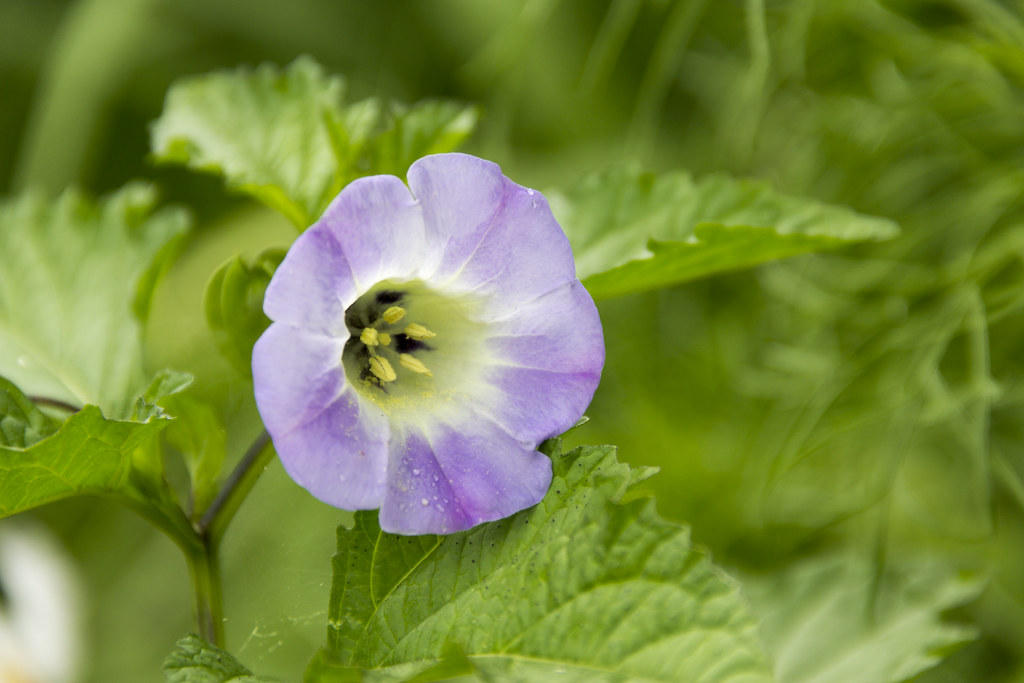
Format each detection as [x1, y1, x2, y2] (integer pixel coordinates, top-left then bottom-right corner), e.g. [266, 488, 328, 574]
[486, 279, 604, 375]
[406, 154, 504, 278]
[253, 324, 389, 508]
[264, 225, 357, 335]
[408, 154, 576, 316]
[379, 416, 552, 535]
[317, 174, 431, 289]
[474, 366, 601, 444]
[453, 280, 603, 443]
[272, 387, 390, 510]
[252, 323, 347, 436]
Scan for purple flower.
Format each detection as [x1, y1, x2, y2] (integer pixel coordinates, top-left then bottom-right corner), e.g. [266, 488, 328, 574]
[252, 153, 604, 535]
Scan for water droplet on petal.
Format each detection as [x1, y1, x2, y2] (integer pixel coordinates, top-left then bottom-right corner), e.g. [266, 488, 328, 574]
[412, 468, 420, 475]
[421, 498, 429, 506]
[526, 188, 535, 196]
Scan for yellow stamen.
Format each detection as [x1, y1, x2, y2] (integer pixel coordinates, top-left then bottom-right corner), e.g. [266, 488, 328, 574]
[378, 332, 391, 346]
[368, 356, 397, 383]
[399, 353, 432, 376]
[382, 306, 406, 324]
[404, 323, 436, 340]
[360, 327, 379, 346]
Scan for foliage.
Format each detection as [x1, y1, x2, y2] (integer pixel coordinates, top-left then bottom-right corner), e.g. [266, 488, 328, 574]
[554, 167, 898, 300]
[310, 441, 770, 682]
[2, 2, 1023, 682]
[164, 634, 273, 683]
[742, 555, 982, 683]
[0, 368, 196, 554]
[0, 376, 58, 448]
[0, 183, 188, 415]
[203, 249, 284, 378]
[151, 57, 478, 230]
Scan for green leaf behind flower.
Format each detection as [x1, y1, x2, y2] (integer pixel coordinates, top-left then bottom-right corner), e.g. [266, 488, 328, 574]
[0, 183, 189, 416]
[164, 634, 275, 683]
[367, 100, 480, 179]
[308, 442, 771, 683]
[151, 56, 479, 229]
[151, 56, 344, 229]
[203, 249, 284, 378]
[550, 167, 899, 300]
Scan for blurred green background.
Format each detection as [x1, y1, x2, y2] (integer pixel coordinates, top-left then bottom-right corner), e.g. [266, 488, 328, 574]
[4, 0, 1024, 680]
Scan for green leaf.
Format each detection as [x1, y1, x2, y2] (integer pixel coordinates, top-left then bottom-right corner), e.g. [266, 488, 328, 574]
[325, 97, 383, 180]
[151, 56, 479, 229]
[308, 442, 771, 683]
[0, 375, 59, 448]
[142, 368, 196, 404]
[161, 393, 226, 518]
[368, 100, 480, 178]
[203, 249, 284, 377]
[742, 554, 983, 683]
[0, 370, 190, 520]
[127, 369, 194, 491]
[0, 183, 189, 416]
[132, 368, 224, 518]
[306, 644, 474, 683]
[0, 405, 169, 518]
[151, 56, 344, 229]
[549, 167, 899, 300]
[164, 634, 275, 683]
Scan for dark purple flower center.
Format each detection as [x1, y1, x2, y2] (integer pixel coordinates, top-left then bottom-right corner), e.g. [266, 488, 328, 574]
[339, 279, 491, 407]
[342, 282, 439, 400]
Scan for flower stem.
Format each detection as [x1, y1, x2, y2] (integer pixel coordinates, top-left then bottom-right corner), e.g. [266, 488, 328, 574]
[183, 430, 273, 644]
[198, 429, 273, 541]
[185, 537, 224, 647]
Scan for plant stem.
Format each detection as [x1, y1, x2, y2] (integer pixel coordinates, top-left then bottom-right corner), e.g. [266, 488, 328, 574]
[28, 396, 81, 413]
[127, 429, 273, 645]
[198, 429, 273, 541]
[146, 428, 271, 647]
[185, 537, 224, 647]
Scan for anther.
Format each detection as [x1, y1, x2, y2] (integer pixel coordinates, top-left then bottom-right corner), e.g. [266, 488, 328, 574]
[404, 323, 436, 340]
[382, 306, 406, 324]
[378, 332, 391, 346]
[399, 353, 433, 376]
[360, 328, 380, 346]
[368, 356, 397, 383]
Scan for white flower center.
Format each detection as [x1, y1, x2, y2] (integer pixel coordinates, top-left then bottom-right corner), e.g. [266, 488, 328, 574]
[342, 279, 488, 410]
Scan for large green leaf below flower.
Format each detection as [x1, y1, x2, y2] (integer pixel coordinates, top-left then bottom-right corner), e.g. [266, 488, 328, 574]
[0, 183, 189, 416]
[550, 167, 900, 300]
[150, 56, 479, 230]
[306, 441, 772, 683]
